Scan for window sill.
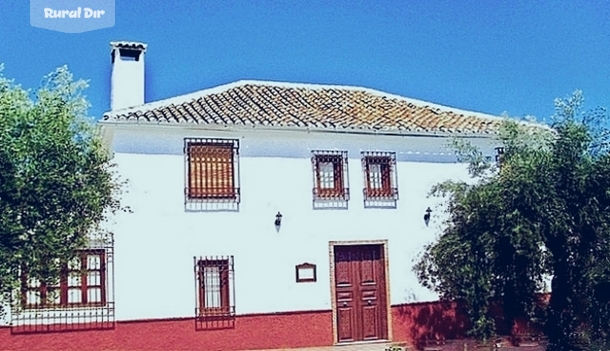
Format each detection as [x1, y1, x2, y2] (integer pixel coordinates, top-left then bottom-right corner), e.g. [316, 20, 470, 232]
[363, 188, 398, 208]
[364, 198, 398, 209]
[312, 198, 349, 210]
[196, 307, 236, 320]
[185, 198, 240, 212]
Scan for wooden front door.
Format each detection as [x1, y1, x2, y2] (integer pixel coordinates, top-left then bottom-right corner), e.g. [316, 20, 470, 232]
[333, 244, 388, 343]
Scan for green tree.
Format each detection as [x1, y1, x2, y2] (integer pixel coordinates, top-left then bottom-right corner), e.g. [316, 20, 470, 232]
[414, 91, 610, 350]
[0, 65, 125, 318]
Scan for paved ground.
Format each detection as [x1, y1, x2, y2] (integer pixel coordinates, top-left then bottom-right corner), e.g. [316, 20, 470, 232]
[242, 339, 547, 351]
[244, 341, 396, 351]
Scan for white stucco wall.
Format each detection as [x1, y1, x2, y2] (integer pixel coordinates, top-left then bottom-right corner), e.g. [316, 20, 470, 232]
[110, 47, 145, 111]
[102, 125, 496, 321]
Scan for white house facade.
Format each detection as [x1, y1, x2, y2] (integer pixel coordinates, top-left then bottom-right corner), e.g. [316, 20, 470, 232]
[0, 41, 508, 351]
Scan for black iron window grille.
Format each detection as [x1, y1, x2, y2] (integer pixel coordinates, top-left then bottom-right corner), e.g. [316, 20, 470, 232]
[194, 256, 235, 330]
[10, 232, 115, 334]
[184, 138, 240, 212]
[361, 151, 398, 208]
[311, 150, 349, 209]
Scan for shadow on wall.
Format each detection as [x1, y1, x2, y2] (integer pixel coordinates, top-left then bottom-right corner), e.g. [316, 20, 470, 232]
[392, 295, 550, 348]
[393, 300, 470, 346]
[489, 295, 547, 338]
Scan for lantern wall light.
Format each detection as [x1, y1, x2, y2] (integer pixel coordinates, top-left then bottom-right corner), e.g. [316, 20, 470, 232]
[424, 207, 432, 227]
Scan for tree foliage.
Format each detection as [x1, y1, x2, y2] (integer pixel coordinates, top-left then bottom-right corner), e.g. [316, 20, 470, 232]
[414, 91, 610, 350]
[0, 65, 125, 317]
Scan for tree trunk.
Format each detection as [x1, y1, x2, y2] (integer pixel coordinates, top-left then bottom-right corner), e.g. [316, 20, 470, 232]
[503, 282, 517, 336]
[545, 264, 586, 351]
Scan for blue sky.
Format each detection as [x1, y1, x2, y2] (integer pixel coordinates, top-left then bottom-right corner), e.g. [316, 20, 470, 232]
[1, 1, 610, 122]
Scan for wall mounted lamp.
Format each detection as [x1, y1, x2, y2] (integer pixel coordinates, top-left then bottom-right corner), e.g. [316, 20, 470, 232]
[424, 207, 432, 227]
[495, 146, 505, 165]
[275, 212, 283, 227]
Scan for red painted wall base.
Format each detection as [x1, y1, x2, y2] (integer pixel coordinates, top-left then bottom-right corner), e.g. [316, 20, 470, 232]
[0, 300, 546, 351]
[1, 310, 333, 351]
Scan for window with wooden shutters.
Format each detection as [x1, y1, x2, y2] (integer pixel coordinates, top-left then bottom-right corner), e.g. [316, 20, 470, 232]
[185, 138, 240, 211]
[361, 151, 398, 208]
[311, 150, 349, 209]
[195, 256, 235, 318]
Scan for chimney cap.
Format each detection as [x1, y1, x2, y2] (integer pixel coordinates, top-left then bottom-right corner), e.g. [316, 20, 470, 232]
[110, 41, 147, 51]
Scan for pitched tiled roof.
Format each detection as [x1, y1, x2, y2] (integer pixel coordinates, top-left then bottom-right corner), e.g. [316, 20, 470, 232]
[101, 81, 504, 135]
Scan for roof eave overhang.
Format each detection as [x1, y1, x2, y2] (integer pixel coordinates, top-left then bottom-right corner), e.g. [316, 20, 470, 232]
[97, 119, 499, 139]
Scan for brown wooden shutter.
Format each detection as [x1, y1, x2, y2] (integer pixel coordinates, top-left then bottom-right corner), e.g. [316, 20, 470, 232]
[365, 158, 376, 197]
[189, 144, 204, 198]
[380, 162, 391, 196]
[189, 144, 234, 199]
[365, 160, 373, 197]
[333, 158, 344, 196]
[198, 265, 205, 313]
[220, 263, 230, 313]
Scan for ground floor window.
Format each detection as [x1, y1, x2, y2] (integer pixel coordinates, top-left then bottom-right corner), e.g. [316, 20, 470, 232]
[11, 240, 115, 334]
[21, 249, 107, 308]
[195, 256, 235, 317]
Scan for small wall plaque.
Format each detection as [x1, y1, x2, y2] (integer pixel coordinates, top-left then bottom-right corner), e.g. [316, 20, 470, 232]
[295, 263, 316, 283]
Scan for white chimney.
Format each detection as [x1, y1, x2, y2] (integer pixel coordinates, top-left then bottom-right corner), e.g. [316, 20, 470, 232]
[110, 41, 147, 111]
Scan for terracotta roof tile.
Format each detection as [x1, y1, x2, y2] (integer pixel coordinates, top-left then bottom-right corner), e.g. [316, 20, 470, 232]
[102, 81, 505, 135]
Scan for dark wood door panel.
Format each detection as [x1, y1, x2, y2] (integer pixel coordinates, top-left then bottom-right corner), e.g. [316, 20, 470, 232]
[334, 244, 387, 343]
[357, 245, 383, 341]
[334, 247, 356, 286]
[361, 305, 380, 340]
[335, 246, 359, 342]
[337, 307, 356, 342]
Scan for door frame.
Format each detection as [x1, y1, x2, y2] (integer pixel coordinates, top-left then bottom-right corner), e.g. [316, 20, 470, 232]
[328, 239, 392, 344]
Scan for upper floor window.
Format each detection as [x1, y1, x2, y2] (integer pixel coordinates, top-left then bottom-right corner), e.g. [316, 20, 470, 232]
[185, 138, 240, 211]
[311, 150, 349, 209]
[361, 151, 398, 208]
[21, 249, 107, 308]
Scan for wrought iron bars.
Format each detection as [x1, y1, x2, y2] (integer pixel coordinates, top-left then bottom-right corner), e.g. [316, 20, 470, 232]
[184, 138, 240, 212]
[361, 151, 398, 208]
[194, 255, 236, 330]
[10, 233, 115, 334]
[311, 150, 349, 209]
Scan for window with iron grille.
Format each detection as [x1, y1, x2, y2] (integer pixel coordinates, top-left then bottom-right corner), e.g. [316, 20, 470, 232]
[11, 236, 115, 334]
[361, 151, 398, 208]
[185, 138, 240, 211]
[21, 249, 107, 308]
[195, 256, 235, 318]
[311, 150, 349, 209]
